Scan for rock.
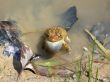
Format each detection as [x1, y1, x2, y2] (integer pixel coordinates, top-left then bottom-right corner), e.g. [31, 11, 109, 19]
[90, 22, 106, 44]
[90, 22, 110, 44]
[13, 45, 33, 74]
[0, 29, 10, 45]
[0, 20, 21, 45]
[25, 56, 74, 77]
[59, 6, 78, 31]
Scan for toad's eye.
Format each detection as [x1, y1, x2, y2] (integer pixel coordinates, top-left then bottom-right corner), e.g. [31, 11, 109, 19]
[57, 33, 61, 37]
[45, 32, 49, 37]
[49, 29, 54, 34]
[46, 34, 49, 37]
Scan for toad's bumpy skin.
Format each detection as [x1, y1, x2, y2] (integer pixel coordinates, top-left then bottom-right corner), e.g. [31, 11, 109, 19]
[43, 27, 71, 54]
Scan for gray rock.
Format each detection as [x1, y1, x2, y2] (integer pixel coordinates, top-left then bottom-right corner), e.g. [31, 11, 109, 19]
[90, 22, 110, 45]
[13, 45, 33, 75]
[59, 6, 78, 31]
[0, 20, 21, 45]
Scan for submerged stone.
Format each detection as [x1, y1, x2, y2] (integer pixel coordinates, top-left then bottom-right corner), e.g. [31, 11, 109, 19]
[59, 6, 78, 31]
[90, 22, 110, 50]
[0, 20, 20, 45]
[24, 57, 74, 77]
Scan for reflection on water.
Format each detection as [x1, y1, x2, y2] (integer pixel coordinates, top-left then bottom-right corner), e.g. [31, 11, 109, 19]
[0, 0, 110, 60]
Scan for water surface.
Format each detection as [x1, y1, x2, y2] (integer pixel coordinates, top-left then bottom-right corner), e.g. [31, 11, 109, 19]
[0, 0, 110, 60]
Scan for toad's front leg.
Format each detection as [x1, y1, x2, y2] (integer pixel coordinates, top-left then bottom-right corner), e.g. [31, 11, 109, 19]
[62, 42, 71, 55]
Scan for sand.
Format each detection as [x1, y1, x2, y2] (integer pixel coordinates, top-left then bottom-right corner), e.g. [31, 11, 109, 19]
[0, 0, 110, 82]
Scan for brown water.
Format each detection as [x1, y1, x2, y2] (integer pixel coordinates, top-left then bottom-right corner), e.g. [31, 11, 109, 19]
[0, 0, 110, 60]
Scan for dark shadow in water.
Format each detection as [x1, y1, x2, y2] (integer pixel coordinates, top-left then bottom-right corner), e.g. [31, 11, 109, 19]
[36, 33, 56, 59]
[24, 68, 36, 74]
[13, 56, 22, 74]
[59, 6, 78, 31]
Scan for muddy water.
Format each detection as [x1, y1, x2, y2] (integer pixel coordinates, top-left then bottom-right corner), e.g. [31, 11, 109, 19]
[0, 0, 110, 60]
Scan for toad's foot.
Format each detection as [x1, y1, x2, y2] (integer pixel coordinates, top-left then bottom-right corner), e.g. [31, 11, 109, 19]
[63, 43, 71, 55]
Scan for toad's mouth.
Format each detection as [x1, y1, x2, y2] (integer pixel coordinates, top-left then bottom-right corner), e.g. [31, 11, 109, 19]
[48, 35, 61, 42]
